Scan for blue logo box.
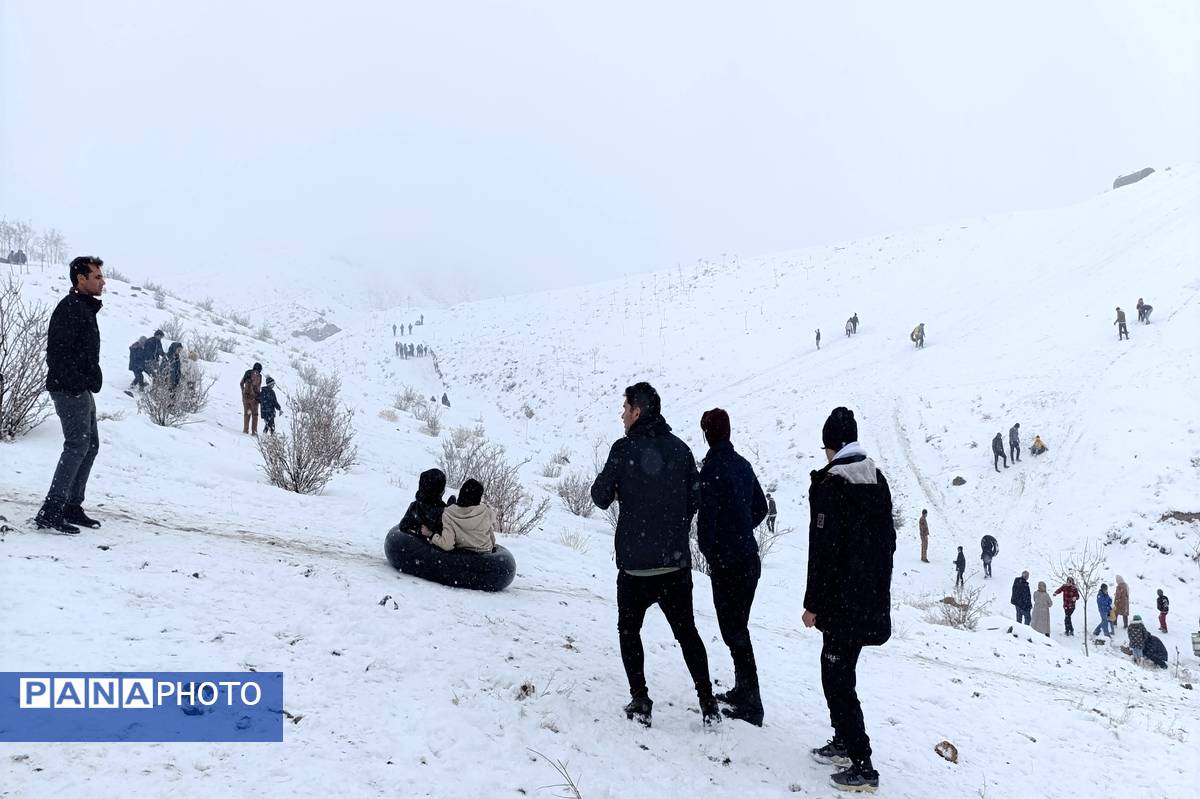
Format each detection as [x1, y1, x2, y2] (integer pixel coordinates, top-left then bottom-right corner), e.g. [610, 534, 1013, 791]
[0, 672, 283, 742]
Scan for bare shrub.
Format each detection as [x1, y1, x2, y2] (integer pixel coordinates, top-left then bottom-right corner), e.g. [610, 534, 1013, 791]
[197, 297, 214, 312]
[0, 276, 51, 439]
[96, 409, 126, 423]
[229, 311, 251, 328]
[437, 431, 549, 535]
[379, 408, 399, 423]
[557, 472, 594, 517]
[757, 523, 792, 561]
[928, 584, 991, 631]
[558, 529, 591, 554]
[591, 434, 612, 473]
[601, 502, 619, 534]
[154, 289, 167, 310]
[295, 362, 321, 386]
[413, 401, 441, 436]
[160, 315, 185, 341]
[551, 445, 571, 466]
[216, 335, 238, 353]
[256, 323, 272, 342]
[258, 375, 357, 493]
[136, 361, 214, 427]
[392, 384, 422, 412]
[540, 461, 563, 479]
[106, 266, 130, 282]
[189, 333, 220, 362]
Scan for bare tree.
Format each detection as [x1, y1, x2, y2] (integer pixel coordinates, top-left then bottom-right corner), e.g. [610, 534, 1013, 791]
[1049, 540, 1108, 656]
[436, 428, 548, 534]
[258, 375, 357, 494]
[0, 276, 51, 439]
[136, 361, 215, 427]
[931, 584, 992, 631]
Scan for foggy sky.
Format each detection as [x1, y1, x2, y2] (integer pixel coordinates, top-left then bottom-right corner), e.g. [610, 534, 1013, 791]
[2, 1, 1197, 306]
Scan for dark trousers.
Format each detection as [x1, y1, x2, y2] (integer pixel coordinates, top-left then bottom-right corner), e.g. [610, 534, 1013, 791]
[1063, 607, 1075, 635]
[1010, 443, 1020, 462]
[262, 412, 276, 434]
[617, 569, 712, 699]
[130, 368, 145, 387]
[766, 514, 777, 534]
[709, 558, 761, 693]
[820, 632, 871, 762]
[1015, 607, 1031, 625]
[1118, 323, 1129, 340]
[45, 391, 99, 509]
[982, 555, 993, 577]
[955, 569, 964, 587]
[994, 451, 1007, 471]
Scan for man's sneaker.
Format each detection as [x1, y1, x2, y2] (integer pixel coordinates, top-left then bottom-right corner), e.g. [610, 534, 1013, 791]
[623, 695, 652, 728]
[64, 504, 101, 529]
[811, 739, 851, 766]
[699, 695, 722, 726]
[35, 507, 80, 536]
[830, 761, 879, 793]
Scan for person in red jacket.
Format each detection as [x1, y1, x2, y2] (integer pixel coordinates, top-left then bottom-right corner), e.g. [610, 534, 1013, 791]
[1053, 577, 1080, 637]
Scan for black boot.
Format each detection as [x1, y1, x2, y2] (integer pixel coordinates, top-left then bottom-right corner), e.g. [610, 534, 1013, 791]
[698, 693, 721, 726]
[35, 505, 80, 535]
[64, 504, 101, 529]
[721, 677, 763, 726]
[831, 758, 879, 793]
[623, 693, 652, 728]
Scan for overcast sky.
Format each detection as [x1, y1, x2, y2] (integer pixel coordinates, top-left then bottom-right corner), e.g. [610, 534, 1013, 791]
[2, 1, 1197, 305]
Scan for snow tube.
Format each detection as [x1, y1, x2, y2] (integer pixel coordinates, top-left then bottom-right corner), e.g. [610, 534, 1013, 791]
[384, 525, 516, 592]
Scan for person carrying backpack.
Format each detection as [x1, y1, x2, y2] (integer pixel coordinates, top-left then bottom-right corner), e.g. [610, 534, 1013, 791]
[239, 362, 263, 435]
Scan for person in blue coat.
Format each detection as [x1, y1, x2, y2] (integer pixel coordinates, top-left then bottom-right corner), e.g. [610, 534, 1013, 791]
[1093, 583, 1114, 637]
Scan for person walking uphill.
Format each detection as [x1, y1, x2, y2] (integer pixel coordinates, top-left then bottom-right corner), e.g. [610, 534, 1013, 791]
[992, 432, 1008, 471]
[35, 256, 107, 535]
[258, 377, 283, 434]
[1011, 571, 1032, 625]
[1054, 577, 1079, 636]
[239, 363, 263, 435]
[696, 408, 769, 726]
[919, 508, 930, 563]
[591, 382, 719, 728]
[803, 407, 896, 793]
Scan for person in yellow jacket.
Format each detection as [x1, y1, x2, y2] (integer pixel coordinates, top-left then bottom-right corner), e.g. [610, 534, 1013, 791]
[1030, 435, 1048, 456]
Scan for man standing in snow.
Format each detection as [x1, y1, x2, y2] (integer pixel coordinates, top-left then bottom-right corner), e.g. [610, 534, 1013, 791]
[980, 535, 998, 578]
[1008, 423, 1021, 463]
[803, 407, 895, 793]
[591, 382, 718, 728]
[919, 508, 930, 563]
[1011, 571, 1032, 625]
[1114, 306, 1129, 340]
[954, 546, 966, 587]
[815, 329, 821, 350]
[239, 362, 263, 435]
[697, 408, 769, 726]
[991, 432, 1008, 471]
[36, 256, 106, 535]
[851, 313, 859, 334]
[1156, 589, 1169, 633]
[766, 493, 778, 534]
[1054, 577, 1079, 636]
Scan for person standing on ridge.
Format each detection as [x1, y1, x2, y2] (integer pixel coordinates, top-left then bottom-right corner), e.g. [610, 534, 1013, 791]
[35, 256, 106, 535]
[697, 408, 769, 726]
[919, 508, 930, 563]
[591, 382, 719, 728]
[803, 407, 895, 793]
[1114, 306, 1129, 340]
[1009, 423, 1021, 463]
[1011, 570, 1032, 625]
[992, 432, 1008, 471]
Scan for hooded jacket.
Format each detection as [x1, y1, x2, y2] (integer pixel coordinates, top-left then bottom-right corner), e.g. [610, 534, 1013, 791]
[803, 446, 896, 646]
[591, 413, 699, 571]
[398, 469, 447, 536]
[1113, 577, 1129, 616]
[431, 504, 496, 553]
[46, 290, 103, 394]
[697, 441, 768, 571]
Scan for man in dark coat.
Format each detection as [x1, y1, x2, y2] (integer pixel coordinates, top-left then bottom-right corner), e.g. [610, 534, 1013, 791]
[128, 335, 147, 388]
[258, 377, 283, 434]
[398, 468, 447, 536]
[441, 393, 450, 408]
[992, 432, 1008, 471]
[1011, 571, 1032, 625]
[765, 492, 778, 533]
[36, 256, 106, 534]
[142, 329, 165, 374]
[697, 408, 769, 725]
[980, 535, 998, 578]
[592, 382, 717, 728]
[954, 547, 966, 587]
[803, 407, 895, 793]
[1008, 423, 1021, 463]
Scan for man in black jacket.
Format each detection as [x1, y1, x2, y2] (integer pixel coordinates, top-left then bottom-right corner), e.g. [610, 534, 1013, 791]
[35, 256, 106, 535]
[697, 407, 769, 725]
[1011, 571, 1032, 625]
[142, 329, 165, 375]
[803, 407, 895, 793]
[991, 432, 1008, 471]
[592, 382, 718, 727]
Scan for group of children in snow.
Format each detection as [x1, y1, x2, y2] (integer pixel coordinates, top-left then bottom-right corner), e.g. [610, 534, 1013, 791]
[991, 422, 1047, 471]
[1007, 572, 1172, 668]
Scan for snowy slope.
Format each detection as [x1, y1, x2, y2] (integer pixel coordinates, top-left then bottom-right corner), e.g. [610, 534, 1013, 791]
[3, 167, 1199, 798]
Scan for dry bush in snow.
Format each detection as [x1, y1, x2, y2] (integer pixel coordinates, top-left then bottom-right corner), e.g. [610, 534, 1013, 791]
[136, 361, 214, 428]
[0, 276, 50, 439]
[392, 384, 422, 412]
[258, 374, 357, 494]
[928, 584, 991, 631]
[188, 333, 220, 362]
[557, 472, 594, 517]
[159, 315, 186, 341]
[437, 428, 549, 535]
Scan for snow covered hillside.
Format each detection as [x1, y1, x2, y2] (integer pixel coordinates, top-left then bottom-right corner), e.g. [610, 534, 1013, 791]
[3, 167, 1199, 798]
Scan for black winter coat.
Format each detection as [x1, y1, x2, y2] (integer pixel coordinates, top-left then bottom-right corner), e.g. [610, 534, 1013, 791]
[697, 442, 768, 571]
[259, 385, 282, 417]
[398, 468, 447, 536]
[803, 453, 896, 646]
[142, 335, 164, 366]
[46, 291, 103, 394]
[1011, 576, 1032, 610]
[981, 535, 998, 558]
[1157, 594, 1169, 613]
[955, 552, 966, 572]
[991, 434, 1004, 455]
[591, 414, 699, 571]
[1143, 634, 1168, 667]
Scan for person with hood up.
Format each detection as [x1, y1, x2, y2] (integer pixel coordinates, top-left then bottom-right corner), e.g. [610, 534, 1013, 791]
[1054, 577, 1079, 636]
[980, 535, 998, 578]
[1126, 615, 1148, 662]
[954, 547, 966, 587]
[259, 377, 283, 434]
[1113, 575, 1130, 629]
[425, 479, 495, 553]
[591, 382, 717, 728]
[239, 362, 263, 435]
[399, 468, 448, 538]
[1011, 571, 1032, 625]
[1142, 632, 1168, 669]
[803, 407, 896, 793]
[1031, 581, 1052, 636]
[992, 432, 1008, 472]
[1093, 583, 1114, 638]
[697, 408, 769, 726]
